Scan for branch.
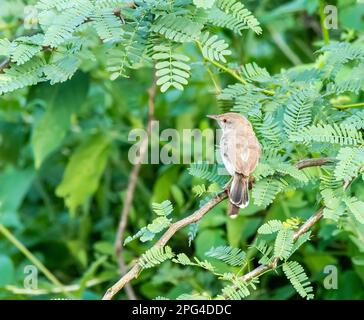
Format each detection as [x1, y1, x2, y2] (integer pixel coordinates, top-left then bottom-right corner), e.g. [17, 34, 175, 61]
[295, 157, 336, 169]
[114, 76, 157, 300]
[334, 102, 364, 110]
[102, 157, 335, 300]
[103, 192, 228, 300]
[239, 177, 352, 286]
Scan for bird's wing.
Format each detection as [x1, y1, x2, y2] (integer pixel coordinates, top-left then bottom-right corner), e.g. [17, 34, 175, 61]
[229, 133, 261, 176]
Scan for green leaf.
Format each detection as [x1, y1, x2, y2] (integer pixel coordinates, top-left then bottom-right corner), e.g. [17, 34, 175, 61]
[147, 216, 171, 233]
[283, 261, 314, 300]
[55, 132, 111, 215]
[193, 0, 215, 9]
[31, 72, 89, 168]
[0, 167, 34, 226]
[345, 197, 364, 224]
[252, 177, 287, 208]
[258, 219, 283, 234]
[289, 123, 363, 146]
[139, 246, 175, 269]
[274, 228, 294, 260]
[152, 200, 173, 216]
[334, 147, 364, 182]
[205, 245, 246, 266]
[0, 255, 15, 286]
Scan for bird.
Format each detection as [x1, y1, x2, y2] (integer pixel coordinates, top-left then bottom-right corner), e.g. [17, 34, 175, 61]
[207, 113, 261, 218]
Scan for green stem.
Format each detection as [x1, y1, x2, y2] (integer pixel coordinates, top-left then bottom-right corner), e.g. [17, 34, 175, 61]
[195, 41, 275, 96]
[319, 0, 330, 45]
[196, 40, 247, 84]
[206, 66, 221, 94]
[0, 224, 72, 299]
[335, 102, 364, 110]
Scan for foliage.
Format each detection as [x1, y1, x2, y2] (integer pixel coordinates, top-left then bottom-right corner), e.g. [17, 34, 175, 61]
[1, 0, 364, 301]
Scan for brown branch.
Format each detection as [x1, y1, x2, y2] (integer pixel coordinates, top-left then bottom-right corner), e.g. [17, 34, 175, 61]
[102, 157, 335, 300]
[113, 77, 157, 300]
[103, 192, 228, 300]
[295, 157, 336, 169]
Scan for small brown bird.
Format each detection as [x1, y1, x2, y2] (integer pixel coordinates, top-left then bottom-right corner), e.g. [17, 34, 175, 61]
[207, 113, 261, 218]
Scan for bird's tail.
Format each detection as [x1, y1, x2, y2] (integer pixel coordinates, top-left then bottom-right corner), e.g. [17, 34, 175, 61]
[228, 174, 249, 218]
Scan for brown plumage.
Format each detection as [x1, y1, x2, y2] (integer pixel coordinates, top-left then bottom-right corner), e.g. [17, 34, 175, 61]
[207, 113, 261, 218]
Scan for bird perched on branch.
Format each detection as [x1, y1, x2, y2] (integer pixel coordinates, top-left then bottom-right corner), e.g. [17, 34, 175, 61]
[207, 113, 261, 218]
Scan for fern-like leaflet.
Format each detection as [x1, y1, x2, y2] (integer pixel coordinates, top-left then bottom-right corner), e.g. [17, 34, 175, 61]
[283, 89, 314, 135]
[342, 110, 364, 130]
[215, 0, 262, 34]
[240, 62, 270, 83]
[205, 246, 246, 266]
[283, 261, 314, 300]
[42, 0, 94, 47]
[345, 197, 364, 224]
[152, 200, 173, 216]
[152, 44, 191, 92]
[252, 177, 287, 208]
[258, 220, 283, 235]
[0, 57, 45, 95]
[334, 147, 364, 182]
[289, 123, 363, 146]
[92, 7, 124, 43]
[139, 246, 175, 269]
[188, 162, 229, 186]
[199, 32, 231, 63]
[274, 228, 294, 260]
[151, 14, 203, 43]
[9, 34, 44, 65]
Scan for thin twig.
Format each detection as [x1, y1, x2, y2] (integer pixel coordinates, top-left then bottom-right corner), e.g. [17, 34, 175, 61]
[295, 157, 336, 169]
[334, 102, 364, 110]
[6, 277, 110, 295]
[114, 76, 157, 300]
[0, 224, 73, 299]
[319, 0, 330, 45]
[103, 157, 335, 300]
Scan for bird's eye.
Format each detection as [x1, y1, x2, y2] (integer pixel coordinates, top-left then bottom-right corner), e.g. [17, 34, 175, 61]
[223, 119, 227, 123]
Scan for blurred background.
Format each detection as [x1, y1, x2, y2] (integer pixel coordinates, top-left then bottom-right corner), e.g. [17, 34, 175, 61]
[1, 0, 364, 300]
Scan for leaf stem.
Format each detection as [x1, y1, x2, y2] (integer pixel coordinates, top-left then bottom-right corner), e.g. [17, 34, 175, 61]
[319, 0, 330, 45]
[206, 66, 221, 94]
[195, 41, 275, 96]
[334, 102, 364, 110]
[195, 40, 246, 83]
[0, 224, 72, 299]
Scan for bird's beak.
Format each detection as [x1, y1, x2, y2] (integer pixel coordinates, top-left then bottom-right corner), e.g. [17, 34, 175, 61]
[207, 114, 219, 120]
